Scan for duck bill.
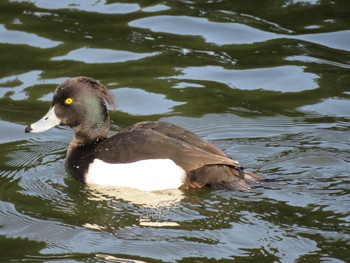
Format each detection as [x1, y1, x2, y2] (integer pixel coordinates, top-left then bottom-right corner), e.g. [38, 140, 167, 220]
[25, 106, 61, 133]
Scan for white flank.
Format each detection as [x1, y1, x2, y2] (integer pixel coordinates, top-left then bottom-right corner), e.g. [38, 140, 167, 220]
[85, 159, 186, 191]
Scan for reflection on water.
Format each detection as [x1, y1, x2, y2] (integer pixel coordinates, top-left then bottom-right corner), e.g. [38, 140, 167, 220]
[113, 88, 185, 116]
[0, 0, 349, 262]
[130, 15, 279, 45]
[0, 24, 61, 48]
[130, 15, 350, 51]
[171, 65, 319, 92]
[87, 185, 184, 209]
[52, 48, 160, 64]
[10, 0, 141, 14]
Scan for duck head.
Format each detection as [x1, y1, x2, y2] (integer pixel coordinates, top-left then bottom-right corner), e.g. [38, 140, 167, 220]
[25, 76, 116, 144]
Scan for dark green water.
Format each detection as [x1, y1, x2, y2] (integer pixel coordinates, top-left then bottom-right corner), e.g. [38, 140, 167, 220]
[1, 0, 350, 262]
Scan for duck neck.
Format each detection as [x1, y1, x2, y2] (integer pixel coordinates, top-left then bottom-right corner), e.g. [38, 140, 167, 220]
[73, 118, 110, 145]
[67, 124, 108, 159]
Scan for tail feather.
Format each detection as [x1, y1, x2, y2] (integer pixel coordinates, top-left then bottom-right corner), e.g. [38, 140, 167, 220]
[184, 165, 263, 191]
[242, 170, 263, 185]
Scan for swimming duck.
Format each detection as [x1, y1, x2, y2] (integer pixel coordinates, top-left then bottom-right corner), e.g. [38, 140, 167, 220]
[25, 77, 262, 191]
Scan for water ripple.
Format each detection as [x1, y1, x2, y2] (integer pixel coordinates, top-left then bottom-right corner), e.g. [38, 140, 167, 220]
[171, 65, 319, 92]
[0, 24, 61, 48]
[52, 48, 160, 64]
[11, 0, 140, 14]
[130, 15, 278, 45]
[1, 0, 349, 262]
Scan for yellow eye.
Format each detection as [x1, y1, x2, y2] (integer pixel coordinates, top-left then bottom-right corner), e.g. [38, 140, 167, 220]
[65, 98, 73, 104]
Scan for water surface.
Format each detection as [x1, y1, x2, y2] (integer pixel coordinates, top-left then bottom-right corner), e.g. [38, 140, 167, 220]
[0, 0, 349, 262]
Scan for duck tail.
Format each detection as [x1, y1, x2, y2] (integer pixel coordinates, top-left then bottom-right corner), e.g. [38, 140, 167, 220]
[210, 167, 263, 191]
[185, 165, 263, 191]
[242, 170, 263, 185]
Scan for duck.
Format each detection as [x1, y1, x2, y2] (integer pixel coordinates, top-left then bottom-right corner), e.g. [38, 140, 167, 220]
[25, 76, 262, 191]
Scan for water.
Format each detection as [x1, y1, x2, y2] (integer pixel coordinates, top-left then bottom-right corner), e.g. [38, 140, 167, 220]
[0, 0, 349, 262]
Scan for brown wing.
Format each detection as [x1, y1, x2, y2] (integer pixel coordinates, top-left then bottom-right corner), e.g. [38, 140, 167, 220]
[125, 121, 228, 156]
[97, 121, 240, 171]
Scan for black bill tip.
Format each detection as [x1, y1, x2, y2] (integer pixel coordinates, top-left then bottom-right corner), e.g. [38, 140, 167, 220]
[25, 125, 33, 133]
